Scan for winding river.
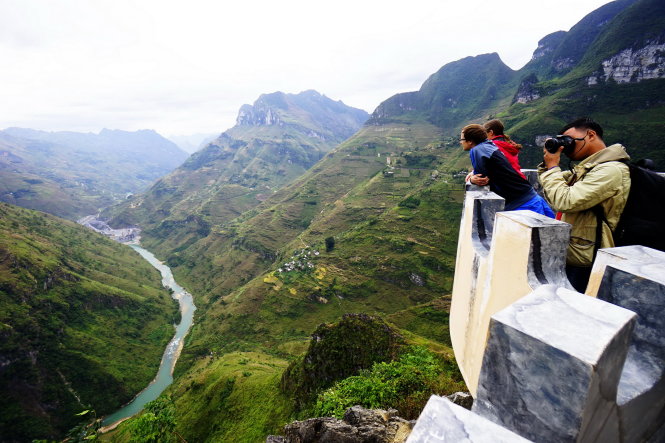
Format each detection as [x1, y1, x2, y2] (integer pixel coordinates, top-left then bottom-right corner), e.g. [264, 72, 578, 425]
[100, 244, 196, 428]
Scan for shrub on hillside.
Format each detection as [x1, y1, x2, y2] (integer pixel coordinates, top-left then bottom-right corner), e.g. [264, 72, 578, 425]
[280, 314, 404, 409]
[313, 346, 460, 419]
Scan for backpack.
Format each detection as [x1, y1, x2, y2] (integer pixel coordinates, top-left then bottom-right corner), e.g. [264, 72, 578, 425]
[605, 162, 665, 252]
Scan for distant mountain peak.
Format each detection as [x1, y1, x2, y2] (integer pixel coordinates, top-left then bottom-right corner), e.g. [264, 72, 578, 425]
[235, 90, 368, 130]
[369, 52, 515, 129]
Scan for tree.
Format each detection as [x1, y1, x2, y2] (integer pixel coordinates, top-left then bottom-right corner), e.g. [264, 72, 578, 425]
[325, 236, 335, 252]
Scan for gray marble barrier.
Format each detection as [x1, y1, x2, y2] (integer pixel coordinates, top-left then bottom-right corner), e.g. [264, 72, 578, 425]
[592, 246, 665, 442]
[473, 285, 636, 442]
[406, 395, 532, 443]
[522, 169, 543, 196]
[469, 189, 503, 254]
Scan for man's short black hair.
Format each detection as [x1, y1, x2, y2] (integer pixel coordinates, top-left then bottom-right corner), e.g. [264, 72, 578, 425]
[560, 117, 604, 139]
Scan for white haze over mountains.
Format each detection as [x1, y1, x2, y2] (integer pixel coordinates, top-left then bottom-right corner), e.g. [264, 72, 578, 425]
[168, 133, 219, 154]
[0, 0, 611, 137]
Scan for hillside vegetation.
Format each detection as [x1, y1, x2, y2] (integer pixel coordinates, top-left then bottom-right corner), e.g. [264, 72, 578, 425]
[104, 120, 469, 441]
[0, 202, 178, 441]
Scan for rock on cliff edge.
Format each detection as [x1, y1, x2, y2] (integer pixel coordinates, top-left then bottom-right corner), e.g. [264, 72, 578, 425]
[267, 406, 414, 443]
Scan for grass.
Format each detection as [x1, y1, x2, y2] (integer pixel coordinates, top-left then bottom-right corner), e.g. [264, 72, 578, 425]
[111, 352, 293, 443]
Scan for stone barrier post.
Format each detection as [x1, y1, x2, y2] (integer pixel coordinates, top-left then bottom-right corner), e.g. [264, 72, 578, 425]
[450, 190, 570, 394]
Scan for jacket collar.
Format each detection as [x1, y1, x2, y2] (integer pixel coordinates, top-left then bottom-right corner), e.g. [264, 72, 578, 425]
[577, 144, 630, 171]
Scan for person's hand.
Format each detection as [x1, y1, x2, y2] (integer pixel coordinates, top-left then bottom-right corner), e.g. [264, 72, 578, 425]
[469, 174, 489, 186]
[543, 146, 564, 169]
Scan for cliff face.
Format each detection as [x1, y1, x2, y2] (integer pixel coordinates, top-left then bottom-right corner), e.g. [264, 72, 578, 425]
[236, 90, 368, 140]
[369, 92, 420, 122]
[512, 73, 541, 104]
[587, 39, 665, 85]
[237, 103, 282, 126]
[531, 31, 567, 62]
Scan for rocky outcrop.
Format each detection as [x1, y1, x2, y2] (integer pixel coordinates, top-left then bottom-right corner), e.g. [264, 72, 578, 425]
[587, 40, 665, 85]
[268, 406, 414, 443]
[281, 314, 404, 408]
[512, 73, 541, 104]
[551, 57, 576, 72]
[530, 31, 567, 61]
[368, 92, 420, 123]
[446, 391, 473, 410]
[236, 103, 282, 126]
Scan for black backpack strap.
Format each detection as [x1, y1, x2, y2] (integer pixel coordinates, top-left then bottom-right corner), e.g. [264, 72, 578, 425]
[592, 204, 607, 261]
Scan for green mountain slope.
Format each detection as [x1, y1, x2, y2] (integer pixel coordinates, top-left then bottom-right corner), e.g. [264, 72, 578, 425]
[521, 0, 639, 79]
[505, 0, 665, 167]
[371, 0, 664, 169]
[370, 53, 519, 131]
[0, 203, 178, 441]
[0, 128, 188, 219]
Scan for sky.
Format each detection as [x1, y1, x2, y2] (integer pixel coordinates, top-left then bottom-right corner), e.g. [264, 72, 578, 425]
[0, 0, 612, 138]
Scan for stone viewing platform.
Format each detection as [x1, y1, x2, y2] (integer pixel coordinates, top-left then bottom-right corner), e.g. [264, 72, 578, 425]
[407, 186, 665, 442]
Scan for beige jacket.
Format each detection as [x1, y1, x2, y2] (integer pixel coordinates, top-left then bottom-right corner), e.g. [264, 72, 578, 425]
[538, 144, 631, 267]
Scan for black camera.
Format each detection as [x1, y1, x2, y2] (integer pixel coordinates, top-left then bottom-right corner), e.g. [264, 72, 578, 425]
[544, 135, 575, 155]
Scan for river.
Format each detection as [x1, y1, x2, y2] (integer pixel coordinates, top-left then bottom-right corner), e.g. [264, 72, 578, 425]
[100, 244, 196, 428]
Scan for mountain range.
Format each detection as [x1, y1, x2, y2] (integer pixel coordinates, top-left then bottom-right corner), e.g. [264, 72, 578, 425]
[104, 90, 369, 251]
[0, 128, 188, 219]
[168, 133, 219, 154]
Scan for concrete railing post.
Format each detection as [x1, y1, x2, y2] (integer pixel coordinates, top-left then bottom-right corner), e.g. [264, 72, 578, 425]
[450, 191, 570, 395]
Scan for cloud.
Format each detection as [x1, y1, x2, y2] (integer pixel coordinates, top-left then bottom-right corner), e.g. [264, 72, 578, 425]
[0, 0, 612, 135]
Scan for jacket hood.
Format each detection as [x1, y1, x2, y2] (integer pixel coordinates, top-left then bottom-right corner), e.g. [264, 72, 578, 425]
[491, 136, 521, 155]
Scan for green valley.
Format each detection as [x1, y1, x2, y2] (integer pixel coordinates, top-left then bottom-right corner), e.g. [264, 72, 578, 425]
[0, 202, 178, 441]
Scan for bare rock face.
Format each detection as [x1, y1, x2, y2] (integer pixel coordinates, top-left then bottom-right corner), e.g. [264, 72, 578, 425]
[587, 40, 665, 85]
[512, 73, 541, 104]
[268, 406, 414, 443]
[446, 391, 473, 410]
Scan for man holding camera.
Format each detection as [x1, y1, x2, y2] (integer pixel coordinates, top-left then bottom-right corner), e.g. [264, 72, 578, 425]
[538, 117, 631, 292]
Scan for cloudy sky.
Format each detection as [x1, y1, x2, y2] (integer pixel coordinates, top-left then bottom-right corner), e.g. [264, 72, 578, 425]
[1, 0, 611, 137]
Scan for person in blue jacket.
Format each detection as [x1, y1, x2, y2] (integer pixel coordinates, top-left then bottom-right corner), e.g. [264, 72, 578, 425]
[462, 123, 554, 217]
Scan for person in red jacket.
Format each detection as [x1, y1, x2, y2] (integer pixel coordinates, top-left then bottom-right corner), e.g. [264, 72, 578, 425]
[484, 119, 526, 179]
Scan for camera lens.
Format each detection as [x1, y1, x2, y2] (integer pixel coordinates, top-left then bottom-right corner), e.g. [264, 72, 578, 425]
[544, 138, 560, 153]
